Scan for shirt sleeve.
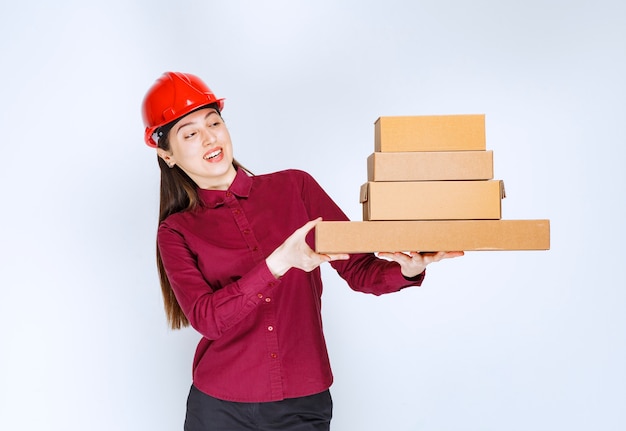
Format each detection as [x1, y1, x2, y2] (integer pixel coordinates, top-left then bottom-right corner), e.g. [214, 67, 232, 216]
[158, 223, 281, 339]
[294, 170, 425, 295]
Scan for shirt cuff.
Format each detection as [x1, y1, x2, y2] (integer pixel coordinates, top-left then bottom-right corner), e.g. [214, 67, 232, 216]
[235, 261, 282, 300]
[387, 267, 425, 287]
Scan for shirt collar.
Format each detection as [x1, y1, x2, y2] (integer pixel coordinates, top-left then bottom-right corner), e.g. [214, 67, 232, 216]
[197, 168, 252, 208]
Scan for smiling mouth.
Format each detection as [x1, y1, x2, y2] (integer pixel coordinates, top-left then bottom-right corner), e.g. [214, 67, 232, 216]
[204, 149, 222, 160]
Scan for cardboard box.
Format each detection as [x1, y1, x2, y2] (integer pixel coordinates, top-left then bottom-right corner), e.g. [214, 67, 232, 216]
[367, 150, 494, 182]
[315, 220, 550, 253]
[360, 180, 505, 220]
[374, 114, 486, 152]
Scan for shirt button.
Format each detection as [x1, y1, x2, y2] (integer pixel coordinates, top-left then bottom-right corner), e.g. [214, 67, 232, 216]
[243, 229, 251, 235]
[232, 209, 240, 215]
[226, 191, 232, 197]
[257, 293, 263, 299]
[265, 298, 271, 303]
[267, 326, 274, 331]
[270, 353, 277, 359]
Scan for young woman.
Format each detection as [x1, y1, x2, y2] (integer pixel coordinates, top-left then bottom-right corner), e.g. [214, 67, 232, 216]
[141, 71, 463, 431]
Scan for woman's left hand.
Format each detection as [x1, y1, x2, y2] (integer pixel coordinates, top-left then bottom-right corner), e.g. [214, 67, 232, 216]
[377, 251, 465, 278]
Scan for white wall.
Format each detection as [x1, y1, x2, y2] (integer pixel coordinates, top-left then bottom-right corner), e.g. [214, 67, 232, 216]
[1, 1, 624, 430]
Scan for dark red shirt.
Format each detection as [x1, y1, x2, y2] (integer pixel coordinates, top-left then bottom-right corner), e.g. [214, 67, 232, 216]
[157, 168, 424, 402]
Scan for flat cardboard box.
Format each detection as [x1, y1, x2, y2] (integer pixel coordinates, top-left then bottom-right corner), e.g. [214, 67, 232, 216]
[367, 150, 494, 181]
[374, 114, 486, 152]
[361, 180, 505, 220]
[315, 220, 550, 253]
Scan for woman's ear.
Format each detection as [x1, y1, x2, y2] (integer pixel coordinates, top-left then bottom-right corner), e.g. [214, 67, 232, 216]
[157, 148, 176, 168]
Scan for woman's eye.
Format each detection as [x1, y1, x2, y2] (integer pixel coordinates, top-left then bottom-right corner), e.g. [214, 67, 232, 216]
[184, 132, 196, 139]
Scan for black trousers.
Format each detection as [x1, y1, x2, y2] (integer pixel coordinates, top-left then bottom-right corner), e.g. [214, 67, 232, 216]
[184, 385, 333, 431]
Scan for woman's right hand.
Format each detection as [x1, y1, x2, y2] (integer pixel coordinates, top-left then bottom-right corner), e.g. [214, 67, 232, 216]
[265, 217, 350, 278]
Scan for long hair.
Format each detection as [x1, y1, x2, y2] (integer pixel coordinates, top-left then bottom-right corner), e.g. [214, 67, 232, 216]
[155, 105, 251, 329]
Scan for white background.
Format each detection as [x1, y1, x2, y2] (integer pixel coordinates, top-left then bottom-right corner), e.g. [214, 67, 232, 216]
[1, 1, 625, 430]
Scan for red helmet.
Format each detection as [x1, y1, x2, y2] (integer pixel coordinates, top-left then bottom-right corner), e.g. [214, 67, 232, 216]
[141, 72, 225, 148]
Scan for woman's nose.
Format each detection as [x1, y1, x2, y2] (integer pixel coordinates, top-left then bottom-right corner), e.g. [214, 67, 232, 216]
[201, 128, 217, 145]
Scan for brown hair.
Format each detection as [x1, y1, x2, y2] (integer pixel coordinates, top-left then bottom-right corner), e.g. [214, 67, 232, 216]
[155, 105, 251, 329]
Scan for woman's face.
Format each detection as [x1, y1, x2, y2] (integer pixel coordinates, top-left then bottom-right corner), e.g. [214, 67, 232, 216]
[158, 107, 237, 190]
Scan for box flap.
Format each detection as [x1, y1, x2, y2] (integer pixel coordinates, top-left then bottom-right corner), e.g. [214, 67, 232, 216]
[359, 183, 369, 203]
[500, 180, 506, 199]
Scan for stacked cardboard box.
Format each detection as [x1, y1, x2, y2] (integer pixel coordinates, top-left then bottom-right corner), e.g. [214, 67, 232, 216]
[315, 114, 550, 253]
